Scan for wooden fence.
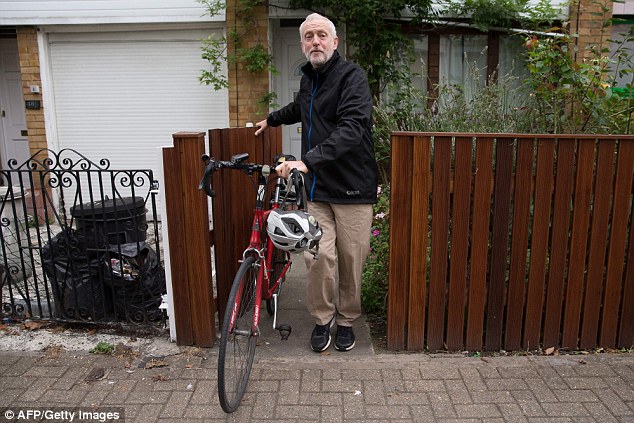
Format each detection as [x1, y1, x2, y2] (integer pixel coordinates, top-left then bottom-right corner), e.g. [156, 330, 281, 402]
[387, 132, 634, 352]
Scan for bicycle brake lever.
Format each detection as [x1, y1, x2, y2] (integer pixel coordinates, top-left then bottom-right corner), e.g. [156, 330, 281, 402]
[291, 169, 303, 207]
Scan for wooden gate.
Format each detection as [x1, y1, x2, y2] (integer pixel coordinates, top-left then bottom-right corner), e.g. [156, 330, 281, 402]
[387, 133, 634, 352]
[162, 127, 281, 346]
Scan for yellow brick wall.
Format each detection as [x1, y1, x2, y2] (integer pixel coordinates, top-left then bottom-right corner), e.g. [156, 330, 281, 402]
[226, 0, 271, 127]
[16, 27, 47, 160]
[569, 0, 613, 62]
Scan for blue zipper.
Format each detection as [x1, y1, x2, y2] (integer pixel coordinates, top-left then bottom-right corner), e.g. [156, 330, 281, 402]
[307, 73, 318, 201]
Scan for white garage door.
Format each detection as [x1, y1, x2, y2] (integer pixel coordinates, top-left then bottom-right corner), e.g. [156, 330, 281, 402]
[47, 28, 228, 174]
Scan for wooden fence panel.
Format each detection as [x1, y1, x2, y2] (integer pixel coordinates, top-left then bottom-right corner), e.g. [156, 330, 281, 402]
[388, 132, 634, 352]
[523, 140, 555, 350]
[427, 136, 452, 350]
[562, 139, 594, 349]
[486, 138, 513, 351]
[446, 136, 472, 351]
[504, 138, 533, 351]
[580, 139, 615, 349]
[543, 139, 575, 348]
[387, 135, 414, 350]
[601, 140, 634, 346]
[466, 137, 493, 351]
[407, 136, 431, 351]
[208, 127, 282, 323]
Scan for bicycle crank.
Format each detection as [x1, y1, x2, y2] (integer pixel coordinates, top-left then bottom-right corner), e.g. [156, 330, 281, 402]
[276, 324, 292, 340]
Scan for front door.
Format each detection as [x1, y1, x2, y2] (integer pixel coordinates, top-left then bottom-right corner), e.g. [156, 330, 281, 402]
[0, 38, 29, 172]
[273, 29, 305, 160]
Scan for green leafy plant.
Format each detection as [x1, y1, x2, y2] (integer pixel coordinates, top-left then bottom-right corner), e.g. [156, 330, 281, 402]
[444, 0, 560, 32]
[521, 0, 634, 134]
[198, 0, 277, 103]
[361, 185, 391, 317]
[90, 341, 115, 355]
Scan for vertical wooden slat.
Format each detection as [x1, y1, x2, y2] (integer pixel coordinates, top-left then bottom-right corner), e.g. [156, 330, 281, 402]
[580, 139, 615, 349]
[165, 132, 215, 347]
[601, 140, 634, 347]
[543, 138, 575, 348]
[446, 136, 472, 350]
[562, 138, 594, 349]
[523, 139, 555, 350]
[387, 134, 413, 350]
[427, 135, 452, 350]
[407, 136, 431, 351]
[466, 137, 493, 351]
[618, 203, 634, 348]
[486, 138, 513, 351]
[504, 138, 534, 351]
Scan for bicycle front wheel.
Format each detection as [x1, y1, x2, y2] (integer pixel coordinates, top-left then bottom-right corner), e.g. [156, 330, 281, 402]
[218, 256, 258, 413]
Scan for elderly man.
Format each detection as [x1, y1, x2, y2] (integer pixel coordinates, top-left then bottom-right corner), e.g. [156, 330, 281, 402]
[255, 13, 378, 352]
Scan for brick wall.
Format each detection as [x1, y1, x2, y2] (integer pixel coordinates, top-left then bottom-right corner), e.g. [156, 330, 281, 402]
[16, 27, 47, 159]
[569, 0, 614, 62]
[226, 0, 270, 127]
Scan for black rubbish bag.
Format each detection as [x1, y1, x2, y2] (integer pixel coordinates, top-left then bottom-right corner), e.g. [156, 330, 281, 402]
[101, 242, 166, 323]
[41, 228, 110, 321]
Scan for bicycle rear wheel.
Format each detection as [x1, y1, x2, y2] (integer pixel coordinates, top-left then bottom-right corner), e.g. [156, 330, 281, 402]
[218, 256, 258, 413]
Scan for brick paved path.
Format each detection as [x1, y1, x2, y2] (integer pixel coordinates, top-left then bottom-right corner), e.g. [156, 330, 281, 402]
[1, 349, 633, 422]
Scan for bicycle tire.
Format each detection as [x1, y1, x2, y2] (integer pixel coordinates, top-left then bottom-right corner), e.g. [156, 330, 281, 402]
[265, 248, 287, 316]
[218, 256, 258, 413]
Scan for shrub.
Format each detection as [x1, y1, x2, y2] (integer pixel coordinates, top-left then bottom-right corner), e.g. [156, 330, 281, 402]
[361, 185, 391, 317]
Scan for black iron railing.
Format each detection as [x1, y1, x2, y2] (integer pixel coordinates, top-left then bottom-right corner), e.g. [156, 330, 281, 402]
[0, 149, 164, 327]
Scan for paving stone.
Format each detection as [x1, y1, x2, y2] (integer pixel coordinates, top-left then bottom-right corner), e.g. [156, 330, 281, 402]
[454, 403, 502, 418]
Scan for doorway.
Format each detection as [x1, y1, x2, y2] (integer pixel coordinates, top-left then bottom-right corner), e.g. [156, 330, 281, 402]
[0, 38, 29, 172]
[272, 28, 304, 160]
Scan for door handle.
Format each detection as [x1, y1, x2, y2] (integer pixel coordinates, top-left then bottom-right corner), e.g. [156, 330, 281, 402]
[1, 110, 5, 117]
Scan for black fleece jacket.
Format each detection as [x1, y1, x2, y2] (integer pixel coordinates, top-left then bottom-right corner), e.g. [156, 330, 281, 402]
[266, 50, 378, 204]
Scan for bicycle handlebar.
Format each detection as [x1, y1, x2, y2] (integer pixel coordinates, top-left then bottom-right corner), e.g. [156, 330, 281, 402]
[198, 153, 301, 201]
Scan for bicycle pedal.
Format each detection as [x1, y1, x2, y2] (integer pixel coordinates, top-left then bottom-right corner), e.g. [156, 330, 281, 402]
[276, 324, 292, 340]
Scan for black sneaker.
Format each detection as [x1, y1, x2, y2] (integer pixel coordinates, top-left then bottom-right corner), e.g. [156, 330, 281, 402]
[310, 322, 332, 352]
[335, 325, 355, 351]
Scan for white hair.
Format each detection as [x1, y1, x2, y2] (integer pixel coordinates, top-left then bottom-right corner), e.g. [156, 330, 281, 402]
[299, 13, 337, 40]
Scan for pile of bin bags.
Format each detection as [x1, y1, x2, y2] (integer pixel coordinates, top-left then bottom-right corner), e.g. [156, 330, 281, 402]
[41, 229, 165, 322]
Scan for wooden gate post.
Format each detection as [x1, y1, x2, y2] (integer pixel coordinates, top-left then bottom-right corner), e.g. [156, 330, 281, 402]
[163, 132, 215, 347]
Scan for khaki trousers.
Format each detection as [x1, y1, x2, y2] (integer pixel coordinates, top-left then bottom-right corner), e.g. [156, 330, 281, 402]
[303, 202, 373, 327]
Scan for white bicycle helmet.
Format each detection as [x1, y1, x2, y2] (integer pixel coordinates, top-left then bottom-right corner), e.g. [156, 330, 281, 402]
[267, 210, 322, 253]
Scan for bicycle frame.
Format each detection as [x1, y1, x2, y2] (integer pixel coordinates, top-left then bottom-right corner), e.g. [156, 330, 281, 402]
[230, 171, 292, 337]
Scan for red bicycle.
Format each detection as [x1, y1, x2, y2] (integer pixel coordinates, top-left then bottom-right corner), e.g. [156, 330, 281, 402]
[199, 152, 318, 413]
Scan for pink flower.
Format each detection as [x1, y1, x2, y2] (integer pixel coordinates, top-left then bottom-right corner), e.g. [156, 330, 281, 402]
[372, 229, 380, 237]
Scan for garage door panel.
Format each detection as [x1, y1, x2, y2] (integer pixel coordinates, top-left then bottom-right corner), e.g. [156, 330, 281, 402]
[49, 29, 228, 171]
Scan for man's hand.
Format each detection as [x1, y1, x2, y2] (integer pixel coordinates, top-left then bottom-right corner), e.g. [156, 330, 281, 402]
[254, 119, 268, 136]
[275, 160, 308, 179]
